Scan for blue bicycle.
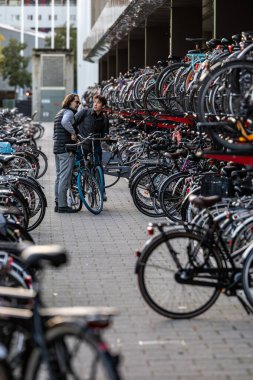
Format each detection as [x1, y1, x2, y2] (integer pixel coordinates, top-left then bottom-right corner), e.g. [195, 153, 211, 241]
[66, 135, 106, 214]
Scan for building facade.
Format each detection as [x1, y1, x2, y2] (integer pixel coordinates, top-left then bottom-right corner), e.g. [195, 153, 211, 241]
[0, 0, 77, 32]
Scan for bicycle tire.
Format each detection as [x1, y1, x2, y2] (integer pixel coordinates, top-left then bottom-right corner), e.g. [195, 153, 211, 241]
[24, 322, 121, 380]
[32, 149, 48, 179]
[197, 60, 253, 151]
[94, 166, 105, 195]
[17, 178, 47, 231]
[242, 247, 253, 308]
[77, 171, 103, 214]
[159, 171, 189, 223]
[131, 168, 168, 217]
[137, 230, 222, 319]
[0, 254, 32, 289]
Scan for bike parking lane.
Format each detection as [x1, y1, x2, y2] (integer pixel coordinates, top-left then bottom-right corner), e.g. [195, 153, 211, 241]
[32, 123, 253, 380]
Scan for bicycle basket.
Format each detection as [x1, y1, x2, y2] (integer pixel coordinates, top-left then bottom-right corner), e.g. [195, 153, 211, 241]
[0, 142, 13, 154]
[200, 174, 234, 197]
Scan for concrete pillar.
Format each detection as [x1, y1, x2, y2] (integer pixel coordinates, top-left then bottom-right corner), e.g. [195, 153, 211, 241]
[170, 1, 202, 57]
[77, 0, 98, 97]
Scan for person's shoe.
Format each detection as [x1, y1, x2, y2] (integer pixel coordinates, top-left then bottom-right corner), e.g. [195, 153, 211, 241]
[103, 192, 107, 202]
[58, 206, 78, 213]
[54, 202, 58, 212]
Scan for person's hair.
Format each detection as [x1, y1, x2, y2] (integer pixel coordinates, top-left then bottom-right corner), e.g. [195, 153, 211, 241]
[93, 94, 107, 107]
[62, 93, 79, 108]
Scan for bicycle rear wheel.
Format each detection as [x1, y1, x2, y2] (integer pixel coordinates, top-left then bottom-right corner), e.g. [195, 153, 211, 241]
[25, 323, 121, 380]
[242, 247, 253, 307]
[137, 230, 222, 319]
[77, 171, 103, 214]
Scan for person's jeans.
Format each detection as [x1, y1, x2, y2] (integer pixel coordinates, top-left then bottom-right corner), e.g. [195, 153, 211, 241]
[55, 152, 75, 207]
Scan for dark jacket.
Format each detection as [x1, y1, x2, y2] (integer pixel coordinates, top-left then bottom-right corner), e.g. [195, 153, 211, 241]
[74, 109, 109, 151]
[53, 108, 76, 154]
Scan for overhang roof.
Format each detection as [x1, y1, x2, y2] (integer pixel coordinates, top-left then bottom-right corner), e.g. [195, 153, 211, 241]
[83, 0, 168, 62]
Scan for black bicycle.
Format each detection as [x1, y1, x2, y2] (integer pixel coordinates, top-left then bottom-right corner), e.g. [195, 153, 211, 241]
[135, 194, 253, 319]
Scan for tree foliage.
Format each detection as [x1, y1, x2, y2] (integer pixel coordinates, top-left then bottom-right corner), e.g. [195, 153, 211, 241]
[45, 27, 77, 89]
[1, 38, 31, 89]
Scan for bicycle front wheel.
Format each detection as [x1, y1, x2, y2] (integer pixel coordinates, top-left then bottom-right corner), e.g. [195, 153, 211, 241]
[24, 323, 121, 380]
[77, 171, 103, 214]
[137, 230, 222, 319]
[242, 247, 253, 307]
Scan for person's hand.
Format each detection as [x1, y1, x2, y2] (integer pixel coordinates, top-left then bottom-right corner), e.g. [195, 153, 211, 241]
[71, 133, 77, 141]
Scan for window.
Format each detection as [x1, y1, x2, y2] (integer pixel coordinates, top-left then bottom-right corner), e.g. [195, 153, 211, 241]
[27, 15, 33, 20]
[48, 14, 57, 20]
[70, 15, 76, 21]
[8, 0, 20, 4]
[38, 14, 42, 20]
[11, 14, 20, 20]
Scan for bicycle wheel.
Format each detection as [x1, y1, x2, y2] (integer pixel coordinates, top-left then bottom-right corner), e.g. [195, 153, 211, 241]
[68, 169, 83, 212]
[31, 149, 48, 179]
[131, 168, 168, 217]
[17, 178, 47, 231]
[197, 60, 253, 151]
[24, 323, 121, 380]
[159, 171, 189, 223]
[0, 254, 32, 289]
[77, 171, 103, 214]
[94, 166, 104, 194]
[242, 247, 253, 307]
[137, 230, 222, 319]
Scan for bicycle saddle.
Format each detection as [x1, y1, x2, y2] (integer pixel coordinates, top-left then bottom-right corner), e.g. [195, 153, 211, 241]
[21, 245, 68, 269]
[206, 39, 221, 49]
[0, 155, 16, 163]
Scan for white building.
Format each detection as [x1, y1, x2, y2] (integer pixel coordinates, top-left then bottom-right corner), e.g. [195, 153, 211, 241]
[0, 0, 77, 31]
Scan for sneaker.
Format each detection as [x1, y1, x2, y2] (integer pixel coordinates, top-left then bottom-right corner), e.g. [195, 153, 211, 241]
[103, 192, 107, 202]
[58, 206, 78, 213]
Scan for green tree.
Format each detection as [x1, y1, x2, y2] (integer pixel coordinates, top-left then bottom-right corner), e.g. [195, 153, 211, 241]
[1, 38, 31, 93]
[45, 26, 77, 89]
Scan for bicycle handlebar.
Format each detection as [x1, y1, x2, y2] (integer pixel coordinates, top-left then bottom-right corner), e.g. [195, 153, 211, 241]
[65, 134, 117, 149]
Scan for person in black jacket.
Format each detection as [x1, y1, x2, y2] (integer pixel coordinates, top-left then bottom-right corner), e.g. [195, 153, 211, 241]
[53, 93, 80, 213]
[74, 94, 109, 201]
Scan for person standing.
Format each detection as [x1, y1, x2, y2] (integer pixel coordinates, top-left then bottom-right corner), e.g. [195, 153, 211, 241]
[53, 93, 80, 213]
[74, 94, 109, 201]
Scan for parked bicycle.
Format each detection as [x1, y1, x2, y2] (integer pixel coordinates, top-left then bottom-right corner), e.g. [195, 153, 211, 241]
[0, 244, 122, 379]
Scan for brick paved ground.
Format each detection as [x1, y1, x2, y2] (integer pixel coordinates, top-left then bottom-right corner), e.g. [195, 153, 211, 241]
[32, 123, 253, 380]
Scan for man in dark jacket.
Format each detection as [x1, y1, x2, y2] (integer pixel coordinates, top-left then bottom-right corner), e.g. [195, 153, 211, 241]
[74, 94, 109, 201]
[53, 93, 80, 213]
